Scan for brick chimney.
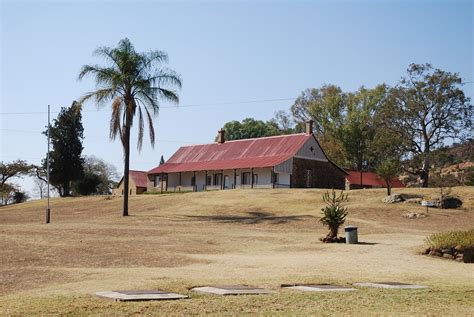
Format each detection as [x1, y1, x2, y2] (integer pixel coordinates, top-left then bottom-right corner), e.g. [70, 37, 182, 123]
[217, 129, 225, 143]
[305, 120, 314, 134]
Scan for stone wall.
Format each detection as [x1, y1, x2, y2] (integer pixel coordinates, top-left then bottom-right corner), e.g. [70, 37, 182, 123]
[292, 158, 346, 189]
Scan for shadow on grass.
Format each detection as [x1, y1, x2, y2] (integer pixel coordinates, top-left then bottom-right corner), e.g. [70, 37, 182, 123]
[185, 211, 315, 224]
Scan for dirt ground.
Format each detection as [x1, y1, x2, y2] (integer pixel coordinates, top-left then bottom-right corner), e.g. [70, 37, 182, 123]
[0, 187, 473, 316]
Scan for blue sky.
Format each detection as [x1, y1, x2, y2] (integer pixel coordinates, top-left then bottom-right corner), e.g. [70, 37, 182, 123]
[1, 0, 472, 196]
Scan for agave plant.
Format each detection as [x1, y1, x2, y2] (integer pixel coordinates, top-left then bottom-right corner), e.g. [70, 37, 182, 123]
[320, 189, 348, 242]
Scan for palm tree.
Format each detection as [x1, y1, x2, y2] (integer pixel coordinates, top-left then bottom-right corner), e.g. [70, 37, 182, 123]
[78, 38, 181, 216]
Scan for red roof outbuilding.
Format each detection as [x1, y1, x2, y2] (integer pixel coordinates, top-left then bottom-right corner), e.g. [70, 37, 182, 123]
[346, 171, 405, 188]
[128, 170, 148, 188]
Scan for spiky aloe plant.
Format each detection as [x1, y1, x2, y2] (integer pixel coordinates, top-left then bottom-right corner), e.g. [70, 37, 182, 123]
[320, 189, 348, 242]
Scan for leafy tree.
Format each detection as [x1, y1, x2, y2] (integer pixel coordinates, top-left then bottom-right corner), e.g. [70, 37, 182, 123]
[73, 172, 102, 195]
[291, 84, 345, 137]
[0, 160, 33, 192]
[218, 118, 280, 141]
[269, 110, 301, 135]
[0, 183, 15, 205]
[78, 38, 181, 216]
[45, 102, 84, 197]
[375, 159, 401, 196]
[339, 85, 388, 172]
[319, 190, 348, 243]
[291, 84, 388, 170]
[0, 160, 33, 204]
[384, 63, 472, 187]
[74, 156, 119, 195]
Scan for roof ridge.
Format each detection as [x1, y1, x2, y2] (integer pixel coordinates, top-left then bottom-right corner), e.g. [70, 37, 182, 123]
[179, 133, 309, 148]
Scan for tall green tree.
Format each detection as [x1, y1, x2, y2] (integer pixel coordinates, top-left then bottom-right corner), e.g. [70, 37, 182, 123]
[78, 38, 181, 216]
[291, 84, 388, 170]
[44, 102, 84, 197]
[218, 118, 280, 141]
[384, 63, 472, 187]
[375, 160, 401, 196]
[291, 85, 346, 165]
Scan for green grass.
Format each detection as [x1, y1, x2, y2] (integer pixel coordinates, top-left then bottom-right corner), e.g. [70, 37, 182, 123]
[425, 229, 474, 249]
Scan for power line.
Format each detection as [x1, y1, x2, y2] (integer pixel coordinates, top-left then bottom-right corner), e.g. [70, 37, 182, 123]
[0, 128, 205, 144]
[0, 97, 295, 116]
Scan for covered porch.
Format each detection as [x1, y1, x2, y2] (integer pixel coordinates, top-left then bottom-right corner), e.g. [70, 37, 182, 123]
[148, 167, 291, 193]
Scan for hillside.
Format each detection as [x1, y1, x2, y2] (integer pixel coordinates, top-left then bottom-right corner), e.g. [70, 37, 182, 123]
[1, 188, 473, 315]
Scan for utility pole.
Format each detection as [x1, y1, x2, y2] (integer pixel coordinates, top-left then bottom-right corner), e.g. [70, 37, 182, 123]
[45, 104, 51, 224]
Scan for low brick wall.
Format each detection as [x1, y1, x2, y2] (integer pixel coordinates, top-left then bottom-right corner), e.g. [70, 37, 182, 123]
[424, 246, 474, 263]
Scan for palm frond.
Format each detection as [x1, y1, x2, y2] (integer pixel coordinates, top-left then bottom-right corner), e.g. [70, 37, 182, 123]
[144, 107, 156, 147]
[110, 97, 123, 143]
[137, 106, 144, 151]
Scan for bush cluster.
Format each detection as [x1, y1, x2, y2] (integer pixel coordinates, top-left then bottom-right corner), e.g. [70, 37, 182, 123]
[425, 229, 474, 249]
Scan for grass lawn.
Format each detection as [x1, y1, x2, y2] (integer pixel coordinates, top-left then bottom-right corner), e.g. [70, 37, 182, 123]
[1, 187, 473, 316]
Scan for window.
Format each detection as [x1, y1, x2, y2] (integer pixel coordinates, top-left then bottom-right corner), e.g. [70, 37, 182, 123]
[154, 175, 160, 187]
[191, 175, 196, 186]
[242, 172, 251, 185]
[306, 170, 312, 188]
[214, 173, 222, 186]
[206, 175, 212, 186]
[130, 189, 132, 195]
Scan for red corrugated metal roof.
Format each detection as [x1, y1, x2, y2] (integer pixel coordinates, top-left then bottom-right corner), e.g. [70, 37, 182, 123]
[148, 134, 313, 174]
[346, 171, 405, 188]
[129, 170, 148, 188]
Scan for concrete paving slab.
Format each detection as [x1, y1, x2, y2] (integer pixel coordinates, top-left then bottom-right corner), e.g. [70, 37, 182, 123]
[282, 284, 357, 292]
[192, 285, 273, 295]
[96, 290, 188, 302]
[353, 282, 427, 289]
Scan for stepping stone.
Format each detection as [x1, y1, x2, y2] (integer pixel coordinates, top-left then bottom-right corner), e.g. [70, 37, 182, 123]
[353, 282, 427, 289]
[192, 285, 273, 295]
[281, 283, 357, 292]
[96, 290, 188, 302]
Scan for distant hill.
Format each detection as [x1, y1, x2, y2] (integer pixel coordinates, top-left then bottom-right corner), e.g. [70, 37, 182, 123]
[402, 139, 474, 187]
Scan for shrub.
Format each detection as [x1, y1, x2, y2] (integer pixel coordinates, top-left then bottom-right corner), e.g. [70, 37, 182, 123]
[319, 189, 348, 243]
[12, 191, 29, 204]
[425, 229, 474, 250]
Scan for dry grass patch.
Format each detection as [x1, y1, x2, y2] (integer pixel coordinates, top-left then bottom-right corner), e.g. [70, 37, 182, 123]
[0, 187, 473, 315]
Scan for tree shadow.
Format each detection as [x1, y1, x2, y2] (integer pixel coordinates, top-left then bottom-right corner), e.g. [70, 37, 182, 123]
[185, 211, 315, 225]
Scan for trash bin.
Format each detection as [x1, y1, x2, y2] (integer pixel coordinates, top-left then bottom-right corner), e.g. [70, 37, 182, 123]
[345, 225, 358, 244]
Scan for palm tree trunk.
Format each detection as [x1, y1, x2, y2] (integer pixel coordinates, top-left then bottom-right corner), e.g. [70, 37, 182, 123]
[122, 114, 131, 217]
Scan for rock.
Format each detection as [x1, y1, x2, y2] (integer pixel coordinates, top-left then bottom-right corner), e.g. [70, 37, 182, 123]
[429, 250, 442, 257]
[438, 196, 463, 209]
[403, 212, 427, 219]
[400, 194, 423, 200]
[422, 248, 431, 255]
[382, 194, 405, 204]
[404, 198, 423, 204]
[442, 253, 454, 259]
[455, 254, 464, 262]
[454, 245, 465, 253]
[463, 248, 474, 263]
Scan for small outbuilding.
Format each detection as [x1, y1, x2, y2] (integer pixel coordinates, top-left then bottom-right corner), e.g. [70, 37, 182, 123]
[114, 170, 148, 195]
[345, 171, 406, 190]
